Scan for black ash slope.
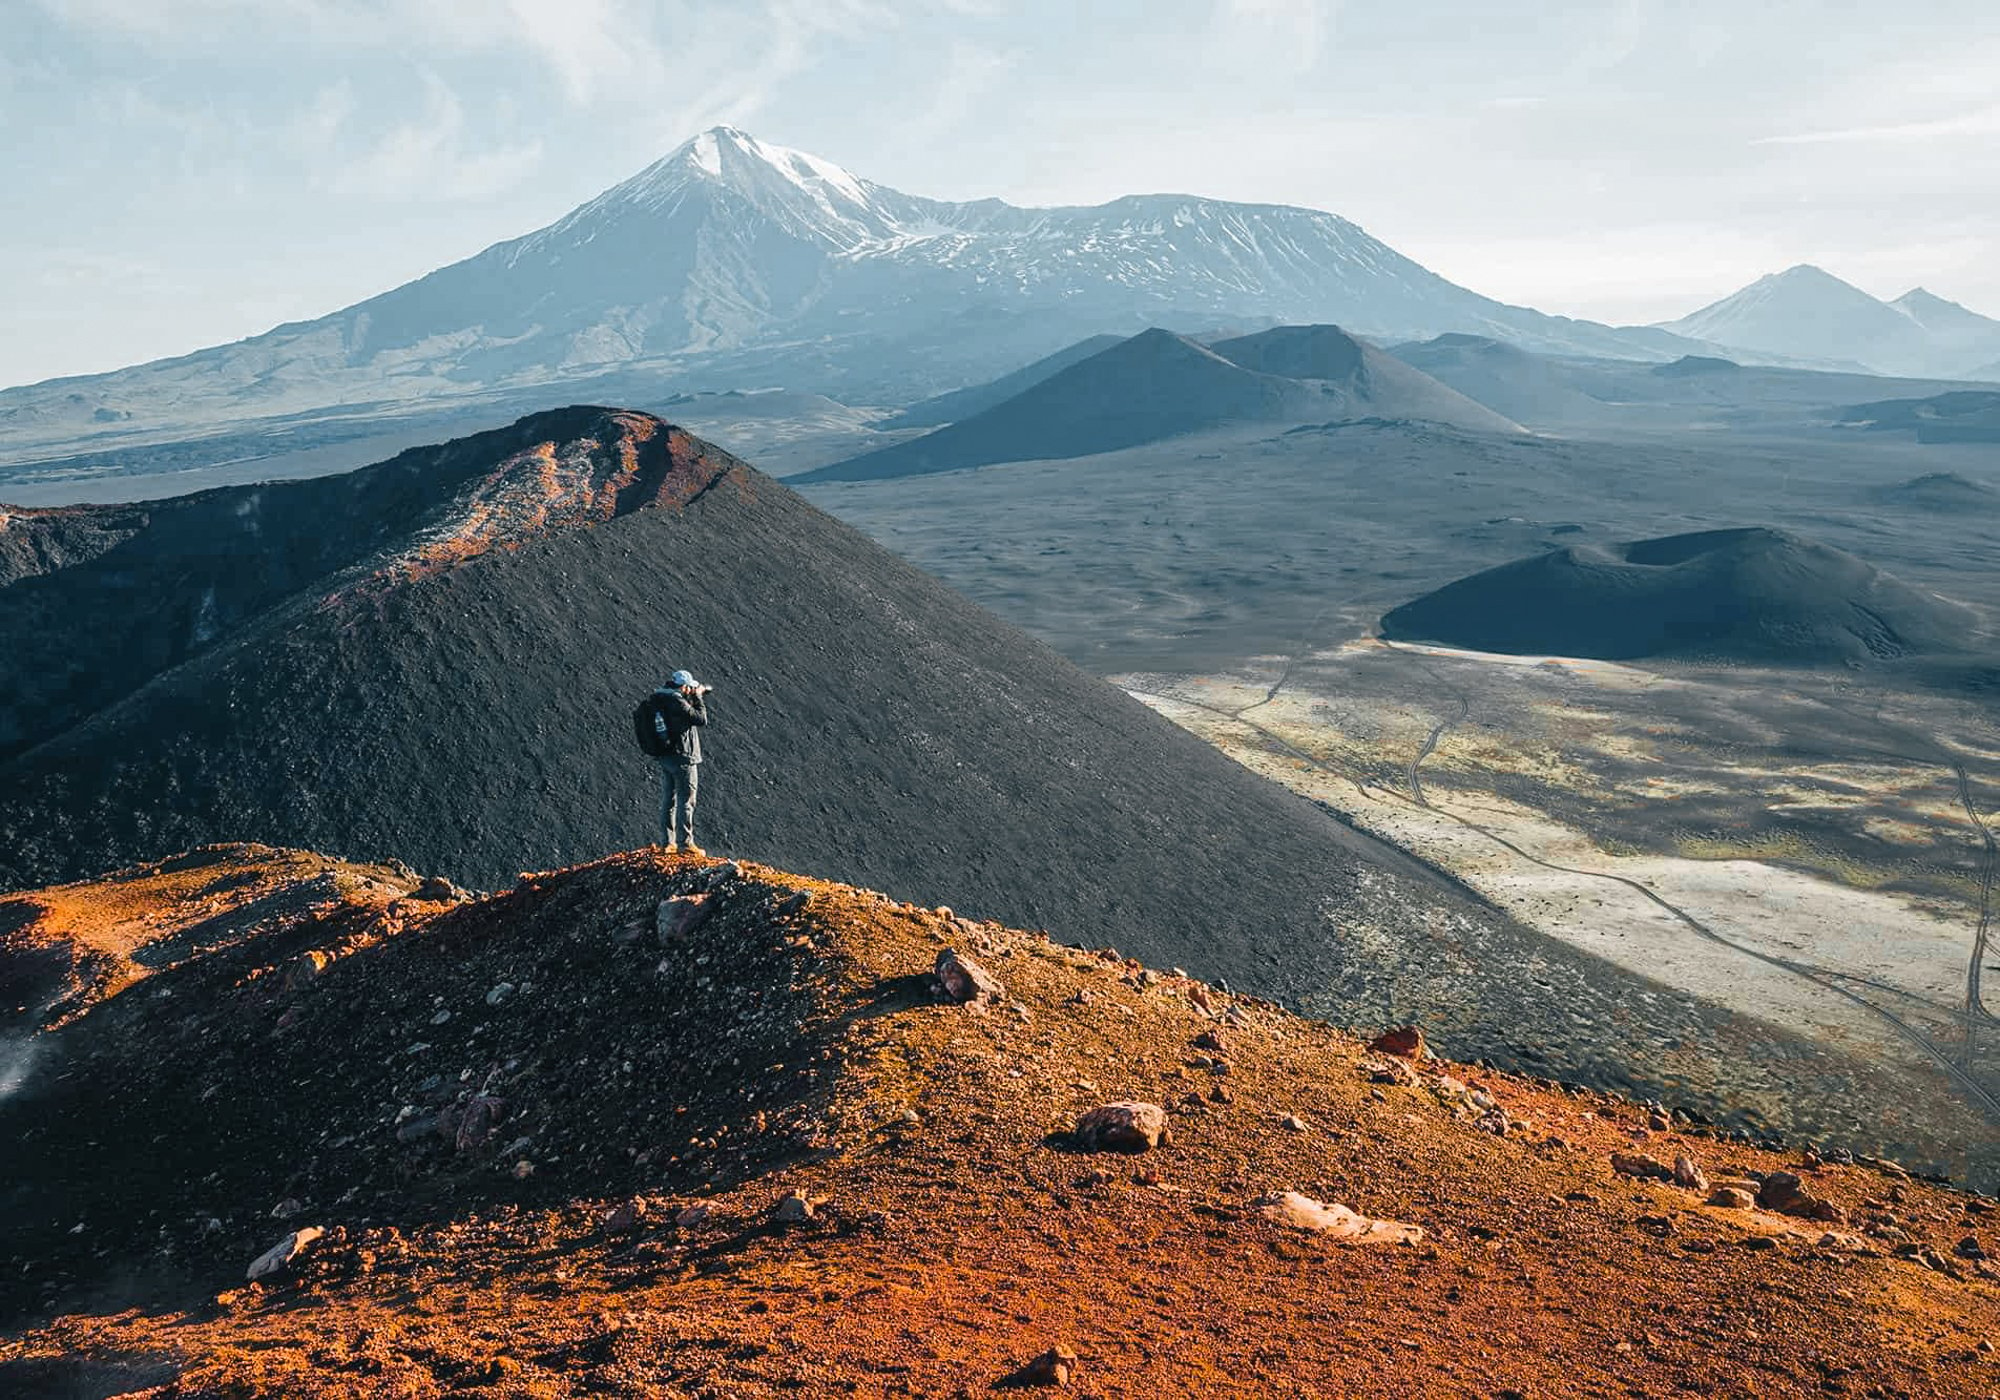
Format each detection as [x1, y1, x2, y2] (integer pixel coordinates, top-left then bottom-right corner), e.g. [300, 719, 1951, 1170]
[5, 411, 1952, 1143]
[1389, 333, 1621, 431]
[1, 407, 1496, 988]
[797, 329, 1314, 482]
[1207, 325, 1523, 437]
[1380, 526, 1981, 665]
[0, 407, 672, 762]
[883, 334, 1126, 430]
[797, 325, 1520, 483]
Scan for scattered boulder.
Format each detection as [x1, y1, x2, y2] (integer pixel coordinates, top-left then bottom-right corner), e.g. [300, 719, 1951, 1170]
[283, 950, 333, 992]
[1610, 1152, 1676, 1183]
[1279, 1114, 1308, 1133]
[657, 894, 714, 943]
[1252, 1192, 1424, 1245]
[602, 1198, 647, 1233]
[1363, 1057, 1415, 1086]
[1073, 1102, 1170, 1153]
[1370, 1026, 1426, 1059]
[1707, 1186, 1755, 1210]
[441, 1093, 506, 1153]
[771, 1193, 817, 1225]
[933, 949, 1004, 1007]
[1758, 1172, 1845, 1223]
[1673, 1154, 1709, 1192]
[1013, 1345, 1079, 1387]
[246, 1225, 324, 1282]
[1896, 1242, 1957, 1274]
[484, 981, 516, 1007]
[394, 1112, 441, 1144]
[674, 1204, 711, 1229]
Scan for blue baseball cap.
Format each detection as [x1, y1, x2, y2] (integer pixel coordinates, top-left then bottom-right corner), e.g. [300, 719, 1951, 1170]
[670, 669, 697, 688]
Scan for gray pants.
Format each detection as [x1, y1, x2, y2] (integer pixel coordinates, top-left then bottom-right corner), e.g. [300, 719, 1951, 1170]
[658, 759, 699, 847]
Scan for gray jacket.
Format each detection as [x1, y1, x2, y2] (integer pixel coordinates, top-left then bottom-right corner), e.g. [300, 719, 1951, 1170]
[652, 688, 707, 764]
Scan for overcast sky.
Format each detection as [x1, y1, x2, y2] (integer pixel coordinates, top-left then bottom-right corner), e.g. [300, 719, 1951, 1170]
[6, 0, 1998, 388]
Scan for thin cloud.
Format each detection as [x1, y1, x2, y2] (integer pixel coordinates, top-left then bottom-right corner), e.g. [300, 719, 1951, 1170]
[1210, 0, 1335, 75]
[324, 72, 544, 201]
[1757, 104, 2000, 145]
[498, 0, 670, 107]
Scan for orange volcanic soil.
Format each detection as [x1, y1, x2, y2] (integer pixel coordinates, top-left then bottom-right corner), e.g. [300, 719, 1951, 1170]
[4, 846, 1999, 1397]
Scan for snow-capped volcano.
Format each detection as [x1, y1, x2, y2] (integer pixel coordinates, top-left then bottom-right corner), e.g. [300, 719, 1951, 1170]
[542, 125, 925, 253]
[1657, 265, 2000, 377]
[330, 123, 1673, 371]
[1, 126, 1729, 452]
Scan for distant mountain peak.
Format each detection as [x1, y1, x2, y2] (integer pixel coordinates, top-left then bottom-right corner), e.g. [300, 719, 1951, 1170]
[1657, 264, 1951, 375]
[1895, 286, 1952, 308]
[1890, 286, 2000, 338]
[1771, 262, 1844, 283]
[551, 124, 905, 253]
[677, 125, 874, 203]
[799, 322, 1521, 482]
[1748, 264, 1879, 301]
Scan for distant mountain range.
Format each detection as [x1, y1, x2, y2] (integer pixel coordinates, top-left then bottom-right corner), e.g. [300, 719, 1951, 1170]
[1384, 332, 1996, 437]
[798, 324, 1520, 482]
[4, 127, 1754, 460]
[1658, 265, 2000, 379]
[5, 129, 1993, 467]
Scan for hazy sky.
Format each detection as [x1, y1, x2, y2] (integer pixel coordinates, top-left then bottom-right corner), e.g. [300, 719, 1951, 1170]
[6, 0, 1998, 388]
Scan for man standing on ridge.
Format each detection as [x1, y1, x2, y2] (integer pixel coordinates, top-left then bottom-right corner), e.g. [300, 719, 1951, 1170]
[642, 669, 709, 855]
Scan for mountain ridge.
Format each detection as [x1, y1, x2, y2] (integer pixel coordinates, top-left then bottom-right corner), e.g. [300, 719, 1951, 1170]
[796, 324, 1522, 482]
[1, 127, 1723, 461]
[1659, 265, 2000, 377]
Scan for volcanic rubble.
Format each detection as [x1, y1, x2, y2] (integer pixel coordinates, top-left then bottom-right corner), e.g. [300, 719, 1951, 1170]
[3, 844, 2000, 1397]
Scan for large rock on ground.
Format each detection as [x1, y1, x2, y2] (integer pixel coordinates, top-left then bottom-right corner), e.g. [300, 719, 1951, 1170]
[1073, 1102, 1169, 1153]
[1253, 1192, 1424, 1245]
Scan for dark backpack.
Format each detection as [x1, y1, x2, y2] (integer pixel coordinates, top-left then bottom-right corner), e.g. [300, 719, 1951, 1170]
[632, 694, 671, 757]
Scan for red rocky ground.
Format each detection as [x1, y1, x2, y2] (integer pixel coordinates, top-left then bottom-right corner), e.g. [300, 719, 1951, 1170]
[3, 844, 1999, 1397]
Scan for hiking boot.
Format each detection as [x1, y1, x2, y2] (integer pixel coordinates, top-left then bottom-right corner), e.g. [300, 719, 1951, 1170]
[682, 845, 707, 858]
[661, 842, 679, 854]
